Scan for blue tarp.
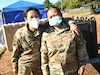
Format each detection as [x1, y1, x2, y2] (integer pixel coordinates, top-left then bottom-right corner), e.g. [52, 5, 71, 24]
[2, 1, 47, 24]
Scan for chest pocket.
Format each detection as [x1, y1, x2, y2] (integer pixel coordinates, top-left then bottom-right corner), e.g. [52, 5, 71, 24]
[21, 35, 41, 50]
[47, 31, 74, 51]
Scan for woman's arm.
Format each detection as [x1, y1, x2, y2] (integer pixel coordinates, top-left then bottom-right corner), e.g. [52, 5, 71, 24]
[11, 31, 21, 75]
[68, 20, 80, 36]
[40, 19, 80, 36]
[40, 32, 50, 75]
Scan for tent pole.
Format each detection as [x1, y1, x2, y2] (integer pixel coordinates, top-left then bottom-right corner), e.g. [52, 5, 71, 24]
[2, 12, 6, 24]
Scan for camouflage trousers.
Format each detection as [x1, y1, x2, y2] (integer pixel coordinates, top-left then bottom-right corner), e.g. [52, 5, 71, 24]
[65, 70, 78, 75]
[50, 69, 78, 75]
[49, 61, 78, 75]
[18, 61, 42, 75]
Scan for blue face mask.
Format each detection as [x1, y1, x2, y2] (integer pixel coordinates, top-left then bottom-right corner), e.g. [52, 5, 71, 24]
[49, 16, 62, 26]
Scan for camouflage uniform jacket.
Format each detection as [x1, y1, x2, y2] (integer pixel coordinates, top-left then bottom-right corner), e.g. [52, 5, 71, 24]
[11, 24, 45, 70]
[41, 21, 89, 75]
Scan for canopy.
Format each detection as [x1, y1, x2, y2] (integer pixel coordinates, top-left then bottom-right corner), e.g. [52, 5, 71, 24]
[2, 0, 47, 24]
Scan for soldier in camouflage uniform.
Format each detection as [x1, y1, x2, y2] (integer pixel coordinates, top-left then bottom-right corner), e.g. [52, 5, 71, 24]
[40, 7, 89, 75]
[11, 7, 81, 75]
[11, 7, 43, 75]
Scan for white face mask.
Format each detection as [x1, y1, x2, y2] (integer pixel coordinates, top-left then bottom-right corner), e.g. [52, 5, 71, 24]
[28, 18, 40, 29]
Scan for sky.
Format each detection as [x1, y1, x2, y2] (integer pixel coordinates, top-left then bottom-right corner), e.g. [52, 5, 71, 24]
[0, 0, 59, 9]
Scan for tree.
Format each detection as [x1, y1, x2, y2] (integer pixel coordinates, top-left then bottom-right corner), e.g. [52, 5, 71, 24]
[44, 0, 53, 8]
[55, 0, 96, 9]
[55, 1, 62, 9]
[55, 0, 66, 10]
[63, 0, 82, 9]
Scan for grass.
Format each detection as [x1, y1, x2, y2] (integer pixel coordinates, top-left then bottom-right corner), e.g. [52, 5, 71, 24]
[69, 8, 90, 14]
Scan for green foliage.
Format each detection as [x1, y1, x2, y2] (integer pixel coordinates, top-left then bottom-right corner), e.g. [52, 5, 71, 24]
[44, 0, 53, 8]
[55, 1, 61, 9]
[54, 0, 97, 9]
[65, 0, 82, 9]
[90, 1, 100, 14]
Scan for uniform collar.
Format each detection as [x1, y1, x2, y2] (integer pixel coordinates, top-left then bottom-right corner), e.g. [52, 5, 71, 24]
[25, 24, 40, 37]
[49, 21, 70, 35]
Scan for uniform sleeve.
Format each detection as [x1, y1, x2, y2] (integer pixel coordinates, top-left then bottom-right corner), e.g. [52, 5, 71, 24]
[11, 31, 22, 70]
[40, 32, 50, 75]
[76, 32, 89, 67]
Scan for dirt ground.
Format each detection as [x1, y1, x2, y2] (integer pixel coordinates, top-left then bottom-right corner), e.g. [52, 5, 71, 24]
[0, 50, 13, 75]
[0, 12, 100, 75]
